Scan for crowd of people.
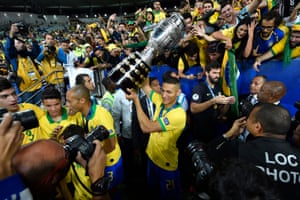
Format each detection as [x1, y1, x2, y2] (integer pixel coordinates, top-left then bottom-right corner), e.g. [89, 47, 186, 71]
[1, 0, 300, 199]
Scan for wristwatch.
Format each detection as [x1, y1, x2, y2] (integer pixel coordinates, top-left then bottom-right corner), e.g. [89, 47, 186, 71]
[91, 176, 110, 196]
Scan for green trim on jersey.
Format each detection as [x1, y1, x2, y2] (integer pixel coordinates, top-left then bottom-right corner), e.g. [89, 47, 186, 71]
[46, 107, 68, 123]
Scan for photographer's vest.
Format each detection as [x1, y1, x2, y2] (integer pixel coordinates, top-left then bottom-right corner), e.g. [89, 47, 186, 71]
[38, 57, 65, 85]
[17, 55, 42, 92]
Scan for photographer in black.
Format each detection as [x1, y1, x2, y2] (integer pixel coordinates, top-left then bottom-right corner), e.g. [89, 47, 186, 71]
[207, 158, 280, 200]
[206, 103, 300, 200]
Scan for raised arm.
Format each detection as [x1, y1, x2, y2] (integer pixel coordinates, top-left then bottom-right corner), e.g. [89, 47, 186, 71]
[253, 25, 289, 72]
[141, 76, 152, 98]
[212, 30, 232, 50]
[243, 20, 257, 58]
[246, 0, 263, 14]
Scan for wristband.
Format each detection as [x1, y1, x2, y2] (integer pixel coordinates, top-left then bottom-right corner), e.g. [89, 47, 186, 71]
[91, 176, 110, 196]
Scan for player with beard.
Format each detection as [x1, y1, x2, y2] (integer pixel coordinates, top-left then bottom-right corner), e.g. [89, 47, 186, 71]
[190, 61, 233, 144]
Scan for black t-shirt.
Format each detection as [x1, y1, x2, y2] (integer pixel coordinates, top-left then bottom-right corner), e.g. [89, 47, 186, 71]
[208, 136, 300, 200]
[190, 81, 222, 143]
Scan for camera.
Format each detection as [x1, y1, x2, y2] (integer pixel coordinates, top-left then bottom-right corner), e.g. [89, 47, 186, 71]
[186, 140, 214, 192]
[0, 108, 39, 130]
[15, 22, 29, 36]
[46, 45, 56, 54]
[64, 125, 109, 161]
[239, 98, 254, 117]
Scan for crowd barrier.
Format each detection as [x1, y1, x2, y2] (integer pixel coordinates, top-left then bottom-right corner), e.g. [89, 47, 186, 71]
[150, 58, 300, 117]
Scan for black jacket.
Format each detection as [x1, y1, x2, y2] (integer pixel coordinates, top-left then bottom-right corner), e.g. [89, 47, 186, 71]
[207, 136, 300, 200]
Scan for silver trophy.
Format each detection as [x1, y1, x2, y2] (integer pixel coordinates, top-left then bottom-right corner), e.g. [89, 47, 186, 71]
[108, 13, 185, 93]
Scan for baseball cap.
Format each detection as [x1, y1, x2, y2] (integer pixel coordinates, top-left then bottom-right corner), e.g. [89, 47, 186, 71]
[14, 33, 27, 43]
[146, 8, 153, 13]
[107, 43, 121, 52]
[292, 22, 300, 32]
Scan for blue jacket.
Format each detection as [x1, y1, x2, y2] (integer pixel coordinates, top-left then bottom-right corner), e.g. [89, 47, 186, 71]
[4, 37, 40, 72]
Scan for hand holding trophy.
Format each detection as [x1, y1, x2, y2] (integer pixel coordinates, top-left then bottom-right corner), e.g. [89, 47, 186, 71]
[108, 13, 185, 93]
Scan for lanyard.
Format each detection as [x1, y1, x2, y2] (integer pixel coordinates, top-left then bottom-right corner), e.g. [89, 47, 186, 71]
[205, 80, 217, 98]
[146, 97, 154, 120]
[205, 81, 220, 110]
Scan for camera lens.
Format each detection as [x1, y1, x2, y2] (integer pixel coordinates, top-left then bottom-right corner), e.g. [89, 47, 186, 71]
[0, 109, 39, 131]
[64, 125, 110, 162]
[13, 110, 39, 130]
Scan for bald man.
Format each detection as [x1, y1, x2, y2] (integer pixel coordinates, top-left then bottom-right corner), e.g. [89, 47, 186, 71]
[240, 80, 286, 142]
[12, 139, 70, 198]
[12, 138, 109, 200]
[257, 81, 286, 104]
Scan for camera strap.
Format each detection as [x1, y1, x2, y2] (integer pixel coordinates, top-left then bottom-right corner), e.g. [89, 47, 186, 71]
[205, 80, 219, 110]
[84, 118, 90, 134]
[71, 163, 93, 195]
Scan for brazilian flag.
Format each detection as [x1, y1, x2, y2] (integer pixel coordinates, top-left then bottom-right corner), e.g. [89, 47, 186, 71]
[220, 49, 239, 118]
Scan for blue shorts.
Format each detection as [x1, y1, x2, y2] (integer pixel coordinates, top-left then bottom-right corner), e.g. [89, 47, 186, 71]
[147, 158, 182, 200]
[105, 157, 124, 189]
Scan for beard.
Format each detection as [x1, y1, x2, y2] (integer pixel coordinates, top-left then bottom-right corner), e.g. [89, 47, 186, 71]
[17, 49, 28, 57]
[208, 75, 219, 84]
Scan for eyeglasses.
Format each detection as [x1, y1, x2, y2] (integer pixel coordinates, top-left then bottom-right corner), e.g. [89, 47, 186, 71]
[261, 26, 274, 30]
